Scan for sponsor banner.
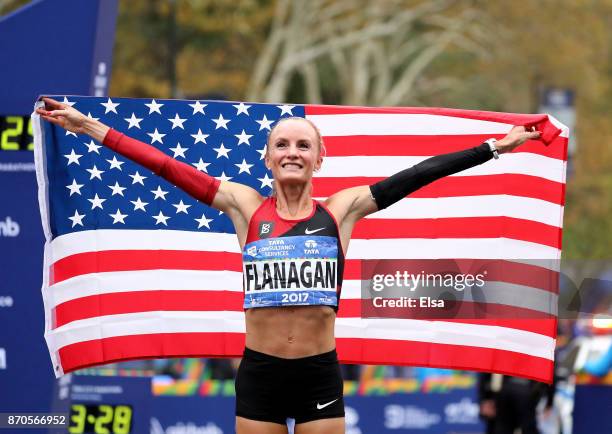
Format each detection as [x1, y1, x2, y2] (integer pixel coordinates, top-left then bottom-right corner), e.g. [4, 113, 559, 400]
[149, 389, 482, 434]
[0, 151, 54, 413]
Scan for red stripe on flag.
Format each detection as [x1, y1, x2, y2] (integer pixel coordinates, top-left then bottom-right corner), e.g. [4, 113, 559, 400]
[336, 338, 553, 383]
[51, 250, 243, 284]
[351, 217, 561, 249]
[313, 174, 565, 205]
[321, 135, 566, 160]
[53, 290, 244, 328]
[58, 332, 246, 374]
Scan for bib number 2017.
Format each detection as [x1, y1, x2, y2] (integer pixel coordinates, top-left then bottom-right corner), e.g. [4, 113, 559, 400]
[282, 292, 309, 303]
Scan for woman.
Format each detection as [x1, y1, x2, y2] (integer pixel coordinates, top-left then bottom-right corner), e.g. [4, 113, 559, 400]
[37, 97, 541, 434]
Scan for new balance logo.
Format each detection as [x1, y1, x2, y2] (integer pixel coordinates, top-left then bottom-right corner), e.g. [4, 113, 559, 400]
[0, 217, 19, 237]
[317, 398, 339, 410]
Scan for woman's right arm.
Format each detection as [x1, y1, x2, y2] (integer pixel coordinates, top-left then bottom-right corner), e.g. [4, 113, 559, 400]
[36, 97, 263, 220]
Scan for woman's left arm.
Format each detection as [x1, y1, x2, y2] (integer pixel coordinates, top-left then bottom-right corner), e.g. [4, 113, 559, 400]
[326, 126, 541, 228]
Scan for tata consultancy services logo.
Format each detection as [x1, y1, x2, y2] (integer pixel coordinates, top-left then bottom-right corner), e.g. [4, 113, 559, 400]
[0, 217, 20, 237]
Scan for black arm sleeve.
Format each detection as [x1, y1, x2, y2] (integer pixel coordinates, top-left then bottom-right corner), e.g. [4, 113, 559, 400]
[369, 143, 493, 210]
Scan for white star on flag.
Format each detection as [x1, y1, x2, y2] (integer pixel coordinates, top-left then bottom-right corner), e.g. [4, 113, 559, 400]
[145, 99, 164, 114]
[191, 129, 209, 144]
[62, 97, 76, 107]
[151, 186, 169, 200]
[217, 171, 233, 182]
[153, 211, 170, 226]
[86, 165, 105, 180]
[66, 179, 84, 196]
[109, 209, 128, 224]
[169, 143, 188, 158]
[256, 147, 267, 160]
[64, 149, 82, 165]
[235, 159, 254, 174]
[212, 113, 231, 130]
[257, 173, 274, 189]
[65, 129, 77, 137]
[108, 181, 126, 196]
[277, 104, 295, 115]
[130, 197, 148, 212]
[168, 114, 187, 129]
[86, 112, 100, 121]
[256, 114, 274, 131]
[233, 102, 251, 115]
[235, 129, 253, 146]
[68, 210, 85, 227]
[84, 140, 101, 154]
[106, 156, 124, 170]
[188, 101, 207, 115]
[125, 113, 143, 129]
[148, 128, 166, 144]
[195, 213, 213, 229]
[213, 143, 231, 159]
[88, 193, 106, 210]
[192, 158, 210, 172]
[129, 171, 147, 185]
[172, 200, 192, 214]
[101, 98, 120, 114]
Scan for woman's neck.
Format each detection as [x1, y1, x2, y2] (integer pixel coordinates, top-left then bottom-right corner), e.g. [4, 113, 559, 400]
[274, 183, 313, 218]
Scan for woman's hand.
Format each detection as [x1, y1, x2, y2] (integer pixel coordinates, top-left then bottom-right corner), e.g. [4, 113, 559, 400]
[36, 97, 109, 142]
[495, 125, 542, 154]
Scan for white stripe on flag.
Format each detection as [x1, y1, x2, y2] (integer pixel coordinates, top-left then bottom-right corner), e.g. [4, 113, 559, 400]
[45, 311, 553, 360]
[335, 318, 555, 360]
[319, 154, 565, 183]
[307, 113, 570, 138]
[45, 311, 247, 353]
[47, 269, 243, 306]
[346, 238, 560, 260]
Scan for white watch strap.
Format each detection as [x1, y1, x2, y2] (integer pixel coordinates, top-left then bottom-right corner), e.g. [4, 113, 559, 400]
[485, 139, 499, 159]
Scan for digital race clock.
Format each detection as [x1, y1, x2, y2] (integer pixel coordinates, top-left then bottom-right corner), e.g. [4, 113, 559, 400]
[68, 404, 133, 434]
[0, 116, 34, 151]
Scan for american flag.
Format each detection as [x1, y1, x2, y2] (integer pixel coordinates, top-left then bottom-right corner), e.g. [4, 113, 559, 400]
[33, 97, 567, 382]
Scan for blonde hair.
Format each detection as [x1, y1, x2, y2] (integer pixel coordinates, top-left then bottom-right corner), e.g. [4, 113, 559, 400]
[265, 116, 326, 157]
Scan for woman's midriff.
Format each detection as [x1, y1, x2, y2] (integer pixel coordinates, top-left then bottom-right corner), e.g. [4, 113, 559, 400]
[245, 305, 336, 358]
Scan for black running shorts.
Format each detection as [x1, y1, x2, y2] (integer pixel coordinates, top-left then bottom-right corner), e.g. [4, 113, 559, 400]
[235, 347, 345, 425]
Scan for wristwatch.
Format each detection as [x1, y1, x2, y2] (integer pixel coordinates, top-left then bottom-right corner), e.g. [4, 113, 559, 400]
[484, 138, 499, 159]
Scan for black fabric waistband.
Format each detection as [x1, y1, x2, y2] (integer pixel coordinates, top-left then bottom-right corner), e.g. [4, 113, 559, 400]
[243, 347, 337, 364]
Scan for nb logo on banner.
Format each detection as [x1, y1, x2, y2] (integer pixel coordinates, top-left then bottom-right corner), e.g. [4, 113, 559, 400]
[0, 217, 19, 237]
[0, 348, 6, 370]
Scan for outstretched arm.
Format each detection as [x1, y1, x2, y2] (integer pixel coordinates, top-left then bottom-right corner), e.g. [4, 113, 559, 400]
[326, 126, 542, 227]
[36, 97, 263, 220]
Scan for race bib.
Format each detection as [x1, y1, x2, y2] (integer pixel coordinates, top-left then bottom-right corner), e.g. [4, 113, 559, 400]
[242, 235, 338, 308]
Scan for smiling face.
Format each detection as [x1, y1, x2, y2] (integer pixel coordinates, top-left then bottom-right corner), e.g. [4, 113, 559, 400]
[265, 118, 323, 185]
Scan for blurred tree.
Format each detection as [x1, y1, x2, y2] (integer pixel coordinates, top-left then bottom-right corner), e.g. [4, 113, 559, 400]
[247, 0, 491, 105]
[111, 0, 274, 100]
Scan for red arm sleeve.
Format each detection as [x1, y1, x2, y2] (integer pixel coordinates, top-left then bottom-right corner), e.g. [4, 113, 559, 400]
[103, 128, 220, 205]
